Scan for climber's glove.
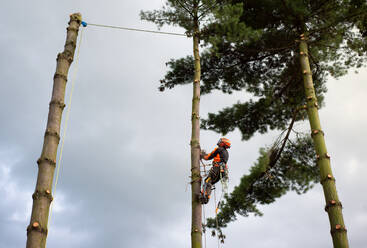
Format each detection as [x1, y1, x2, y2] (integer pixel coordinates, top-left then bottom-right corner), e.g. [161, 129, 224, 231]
[200, 150, 207, 159]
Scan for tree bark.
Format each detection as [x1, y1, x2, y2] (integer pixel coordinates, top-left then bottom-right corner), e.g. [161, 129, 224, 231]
[191, 4, 202, 248]
[26, 13, 82, 248]
[298, 35, 349, 248]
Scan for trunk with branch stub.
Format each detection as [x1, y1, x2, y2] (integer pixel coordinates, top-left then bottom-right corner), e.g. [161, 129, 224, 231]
[298, 34, 349, 248]
[26, 13, 82, 248]
[191, 5, 203, 248]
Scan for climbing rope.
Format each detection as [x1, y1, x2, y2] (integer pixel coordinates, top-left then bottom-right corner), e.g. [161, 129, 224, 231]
[202, 203, 207, 248]
[83, 21, 187, 37]
[200, 159, 208, 248]
[47, 26, 84, 231]
[213, 187, 221, 248]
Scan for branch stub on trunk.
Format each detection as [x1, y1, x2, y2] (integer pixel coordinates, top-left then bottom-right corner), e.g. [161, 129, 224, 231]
[49, 100, 66, 110]
[57, 52, 74, 64]
[311, 129, 324, 137]
[325, 200, 343, 212]
[32, 190, 54, 202]
[27, 222, 48, 236]
[66, 27, 79, 33]
[330, 224, 347, 234]
[191, 228, 202, 234]
[192, 112, 200, 120]
[65, 40, 77, 49]
[300, 51, 308, 56]
[54, 73, 68, 82]
[45, 130, 61, 142]
[190, 139, 200, 148]
[37, 157, 56, 167]
[316, 153, 331, 161]
[321, 175, 336, 185]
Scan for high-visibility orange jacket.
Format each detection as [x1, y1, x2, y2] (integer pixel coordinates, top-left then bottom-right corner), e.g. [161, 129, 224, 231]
[203, 146, 229, 165]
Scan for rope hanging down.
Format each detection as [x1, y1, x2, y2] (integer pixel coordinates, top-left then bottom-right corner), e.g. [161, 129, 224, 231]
[82, 21, 187, 37]
[202, 202, 207, 248]
[200, 159, 208, 248]
[47, 26, 84, 231]
[213, 188, 221, 248]
[200, 159, 227, 248]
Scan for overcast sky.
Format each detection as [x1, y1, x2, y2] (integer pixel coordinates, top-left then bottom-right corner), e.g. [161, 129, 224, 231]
[1, 1, 366, 248]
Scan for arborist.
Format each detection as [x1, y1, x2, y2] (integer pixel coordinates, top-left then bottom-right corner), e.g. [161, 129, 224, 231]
[199, 138, 231, 204]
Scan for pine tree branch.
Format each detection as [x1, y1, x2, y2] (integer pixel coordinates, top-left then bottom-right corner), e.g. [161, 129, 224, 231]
[308, 11, 365, 37]
[306, 1, 334, 21]
[280, 0, 301, 24]
[308, 50, 321, 75]
[198, 1, 221, 19]
[246, 43, 296, 53]
[288, 132, 313, 167]
[272, 109, 298, 164]
[224, 46, 292, 73]
[238, 110, 298, 201]
[174, 0, 195, 18]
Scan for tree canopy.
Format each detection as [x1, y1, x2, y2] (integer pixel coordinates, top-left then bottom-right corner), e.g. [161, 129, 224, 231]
[140, 0, 220, 32]
[159, 0, 367, 140]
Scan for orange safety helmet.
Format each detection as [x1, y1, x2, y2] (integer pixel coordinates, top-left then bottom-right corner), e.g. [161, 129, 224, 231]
[217, 138, 231, 148]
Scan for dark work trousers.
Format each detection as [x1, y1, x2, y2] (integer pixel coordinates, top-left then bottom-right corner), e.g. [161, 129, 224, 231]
[203, 163, 227, 199]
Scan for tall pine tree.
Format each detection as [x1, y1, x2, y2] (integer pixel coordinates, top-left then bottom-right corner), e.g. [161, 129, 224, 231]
[141, 1, 222, 247]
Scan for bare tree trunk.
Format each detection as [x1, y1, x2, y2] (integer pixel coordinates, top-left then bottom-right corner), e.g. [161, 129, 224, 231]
[26, 13, 82, 248]
[191, 3, 202, 248]
[298, 34, 349, 248]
